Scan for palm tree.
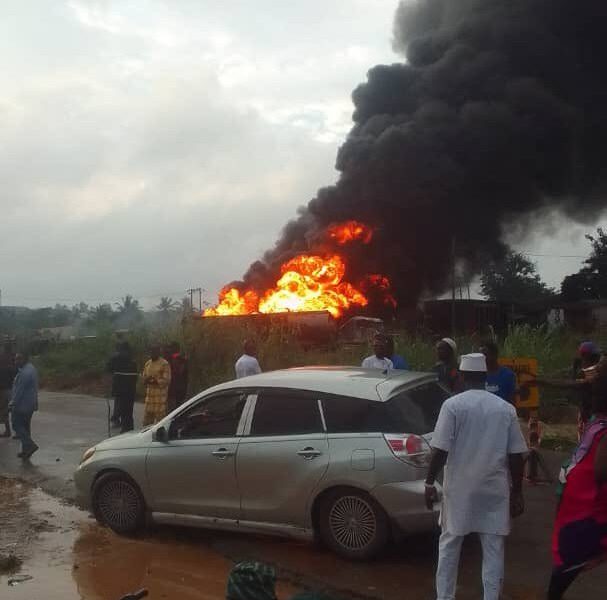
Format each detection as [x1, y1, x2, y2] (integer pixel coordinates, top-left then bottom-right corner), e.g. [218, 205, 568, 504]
[156, 296, 177, 314]
[88, 303, 114, 325]
[156, 296, 178, 323]
[115, 295, 143, 326]
[115, 295, 140, 315]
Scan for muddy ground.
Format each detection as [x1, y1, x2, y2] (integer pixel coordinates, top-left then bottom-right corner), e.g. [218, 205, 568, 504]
[1, 391, 606, 600]
[0, 477, 302, 600]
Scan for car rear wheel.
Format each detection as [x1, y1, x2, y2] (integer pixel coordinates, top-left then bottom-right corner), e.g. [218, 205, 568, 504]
[319, 489, 389, 560]
[92, 472, 145, 534]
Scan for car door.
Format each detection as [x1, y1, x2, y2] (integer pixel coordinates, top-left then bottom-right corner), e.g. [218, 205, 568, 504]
[236, 388, 329, 527]
[145, 390, 249, 518]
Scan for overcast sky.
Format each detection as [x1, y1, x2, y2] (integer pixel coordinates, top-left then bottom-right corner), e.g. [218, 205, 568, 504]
[0, 1, 602, 309]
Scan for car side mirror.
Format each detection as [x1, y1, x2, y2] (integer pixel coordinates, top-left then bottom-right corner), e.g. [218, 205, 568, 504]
[153, 426, 168, 443]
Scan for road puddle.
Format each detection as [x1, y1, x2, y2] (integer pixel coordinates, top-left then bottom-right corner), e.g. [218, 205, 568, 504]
[0, 477, 299, 600]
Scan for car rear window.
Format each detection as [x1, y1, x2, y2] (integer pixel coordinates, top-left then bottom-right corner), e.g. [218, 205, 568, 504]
[321, 394, 392, 433]
[386, 382, 450, 435]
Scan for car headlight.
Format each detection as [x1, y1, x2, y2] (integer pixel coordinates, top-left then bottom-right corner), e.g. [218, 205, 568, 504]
[80, 447, 96, 465]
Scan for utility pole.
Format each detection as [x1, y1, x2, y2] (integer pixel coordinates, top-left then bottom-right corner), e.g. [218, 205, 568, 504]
[451, 237, 456, 337]
[186, 287, 203, 313]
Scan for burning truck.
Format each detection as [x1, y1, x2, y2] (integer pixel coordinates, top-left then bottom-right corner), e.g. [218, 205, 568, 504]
[202, 221, 395, 345]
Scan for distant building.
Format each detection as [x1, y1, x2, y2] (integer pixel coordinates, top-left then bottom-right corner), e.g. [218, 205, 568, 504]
[556, 300, 607, 333]
[422, 299, 508, 335]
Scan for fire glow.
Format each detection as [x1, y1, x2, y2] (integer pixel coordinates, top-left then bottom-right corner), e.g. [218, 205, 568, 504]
[327, 220, 374, 245]
[204, 221, 394, 319]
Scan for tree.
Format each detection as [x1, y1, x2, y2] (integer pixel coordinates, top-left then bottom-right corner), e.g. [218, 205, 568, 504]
[71, 302, 90, 318]
[480, 251, 555, 304]
[561, 228, 607, 302]
[115, 295, 141, 315]
[156, 296, 177, 313]
[115, 295, 143, 326]
[88, 304, 115, 326]
[156, 296, 178, 323]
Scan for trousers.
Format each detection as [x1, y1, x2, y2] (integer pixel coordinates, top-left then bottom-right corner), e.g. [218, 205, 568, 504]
[436, 531, 505, 600]
[117, 395, 135, 433]
[11, 410, 35, 453]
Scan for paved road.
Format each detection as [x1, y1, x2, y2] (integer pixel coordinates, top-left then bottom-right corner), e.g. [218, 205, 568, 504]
[0, 391, 143, 500]
[1, 390, 605, 599]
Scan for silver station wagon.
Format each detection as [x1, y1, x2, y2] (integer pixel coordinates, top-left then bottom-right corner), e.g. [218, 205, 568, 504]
[75, 367, 447, 560]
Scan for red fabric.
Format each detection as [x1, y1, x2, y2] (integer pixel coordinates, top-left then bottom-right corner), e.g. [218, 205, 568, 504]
[552, 428, 607, 567]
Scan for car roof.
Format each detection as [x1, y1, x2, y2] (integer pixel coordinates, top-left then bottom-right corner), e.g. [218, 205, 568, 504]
[205, 366, 437, 402]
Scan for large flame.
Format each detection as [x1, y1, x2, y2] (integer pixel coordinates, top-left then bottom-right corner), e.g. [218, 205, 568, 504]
[258, 255, 367, 318]
[203, 288, 259, 317]
[204, 221, 395, 319]
[327, 220, 374, 245]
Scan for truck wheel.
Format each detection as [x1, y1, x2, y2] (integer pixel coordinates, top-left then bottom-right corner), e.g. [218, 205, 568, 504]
[92, 472, 145, 534]
[319, 489, 389, 560]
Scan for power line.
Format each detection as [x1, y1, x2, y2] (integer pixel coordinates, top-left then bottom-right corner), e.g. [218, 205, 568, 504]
[522, 252, 587, 259]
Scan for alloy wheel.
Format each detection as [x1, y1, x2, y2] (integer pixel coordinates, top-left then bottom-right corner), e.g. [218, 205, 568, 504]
[328, 495, 377, 551]
[97, 479, 141, 530]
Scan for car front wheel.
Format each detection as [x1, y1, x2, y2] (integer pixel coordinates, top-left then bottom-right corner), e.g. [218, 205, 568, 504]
[92, 472, 145, 534]
[319, 489, 389, 560]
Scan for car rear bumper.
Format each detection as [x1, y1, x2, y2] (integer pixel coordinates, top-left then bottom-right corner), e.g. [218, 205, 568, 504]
[371, 480, 441, 534]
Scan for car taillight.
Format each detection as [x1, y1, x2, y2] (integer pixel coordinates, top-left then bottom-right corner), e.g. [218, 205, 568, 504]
[384, 433, 430, 467]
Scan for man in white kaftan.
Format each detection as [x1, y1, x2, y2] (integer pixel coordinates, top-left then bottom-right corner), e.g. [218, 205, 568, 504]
[424, 353, 528, 600]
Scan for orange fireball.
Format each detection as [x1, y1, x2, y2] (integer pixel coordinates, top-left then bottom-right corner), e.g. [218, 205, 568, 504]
[204, 221, 396, 318]
[203, 287, 259, 316]
[327, 220, 374, 245]
[259, 255, 368, 318]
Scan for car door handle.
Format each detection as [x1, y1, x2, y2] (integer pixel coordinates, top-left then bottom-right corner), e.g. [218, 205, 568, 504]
[212, 448, 235, 459]
[297, 447, 322, 460]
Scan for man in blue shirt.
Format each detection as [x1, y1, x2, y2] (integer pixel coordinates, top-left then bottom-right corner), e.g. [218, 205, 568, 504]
[481, 341, 516, 405]
[10, 352, 39, 459]
[387, 336, 409, 370]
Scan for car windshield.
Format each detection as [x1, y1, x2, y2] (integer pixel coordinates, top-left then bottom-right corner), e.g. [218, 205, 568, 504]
[386, 381, 450, 435]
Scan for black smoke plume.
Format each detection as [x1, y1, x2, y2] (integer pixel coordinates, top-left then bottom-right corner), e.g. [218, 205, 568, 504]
[238, 0, 607, 308]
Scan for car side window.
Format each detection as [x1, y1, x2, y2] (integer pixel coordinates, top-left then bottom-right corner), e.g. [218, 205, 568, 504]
[169, 392, 247, 440]
[321, 394, 391, 433]
[250, 390, 323, 436]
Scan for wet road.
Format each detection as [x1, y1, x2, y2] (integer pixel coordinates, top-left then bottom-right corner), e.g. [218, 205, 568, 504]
[1, 391, 606, 599]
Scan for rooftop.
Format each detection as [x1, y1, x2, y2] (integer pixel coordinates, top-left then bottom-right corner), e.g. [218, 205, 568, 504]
[208, 366, 436, 401]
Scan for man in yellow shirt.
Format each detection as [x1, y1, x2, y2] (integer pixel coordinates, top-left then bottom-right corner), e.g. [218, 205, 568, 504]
[142, 345, 171, 426]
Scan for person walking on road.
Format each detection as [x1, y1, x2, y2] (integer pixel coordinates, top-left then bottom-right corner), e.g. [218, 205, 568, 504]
[361, 333, 393, 370]
[166, 341, 189, 411]
[235, 340, 262, 379]
[547, 361, 607, 600]
[9, 352, 39, 459]
[424, 353, 527, 600]
[110, 342, 138, 433]
[0, 344, 15, 437]
[142, 345, 171, 426]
